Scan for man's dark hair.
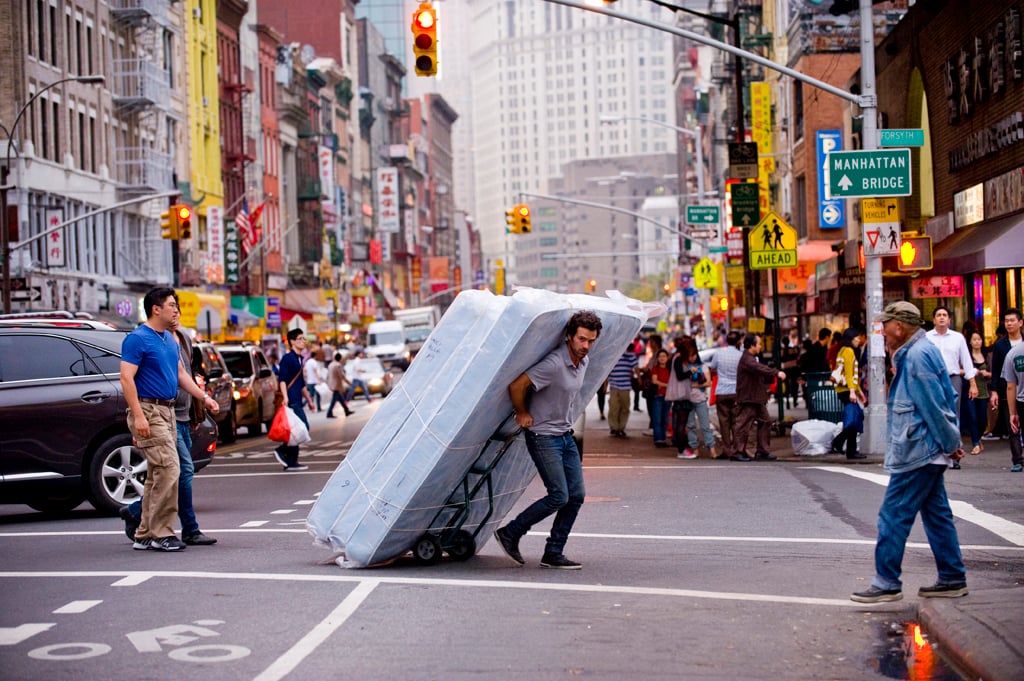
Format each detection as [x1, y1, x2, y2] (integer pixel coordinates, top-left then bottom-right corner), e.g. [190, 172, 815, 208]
[1004, 308, 1022, 323]
[566, 310, 602, 339]
[726, 330, 742, 347]
[818, 328, 832, 341]
[743, 333, 759, 350]
[143, 287, 176, 319]
[933, 305, 951, 318]
[647, 333, 662, 350]
[286, 328, 304, 342]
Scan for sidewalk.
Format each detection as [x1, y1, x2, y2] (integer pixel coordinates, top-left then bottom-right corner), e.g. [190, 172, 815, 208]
[581, 397, 1024, 681]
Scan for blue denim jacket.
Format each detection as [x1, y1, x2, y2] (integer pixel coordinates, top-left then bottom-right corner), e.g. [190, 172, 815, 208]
[885, 329, 961, 474]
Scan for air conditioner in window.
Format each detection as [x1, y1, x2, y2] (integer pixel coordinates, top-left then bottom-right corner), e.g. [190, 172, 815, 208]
[202, 96, 209, 107]
[192, 7, 201, 19]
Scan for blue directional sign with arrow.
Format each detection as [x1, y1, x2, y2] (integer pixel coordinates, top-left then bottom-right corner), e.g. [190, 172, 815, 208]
[816, 130, 846, 230]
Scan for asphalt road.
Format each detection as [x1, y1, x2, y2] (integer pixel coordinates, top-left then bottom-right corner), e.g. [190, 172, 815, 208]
[1, 396, 1021, 680]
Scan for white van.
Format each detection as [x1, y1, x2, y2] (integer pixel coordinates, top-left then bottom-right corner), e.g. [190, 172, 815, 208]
[366, 320, 409, 370]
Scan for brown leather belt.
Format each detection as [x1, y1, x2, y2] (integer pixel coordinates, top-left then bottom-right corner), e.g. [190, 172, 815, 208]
[140, 397, 176, 408]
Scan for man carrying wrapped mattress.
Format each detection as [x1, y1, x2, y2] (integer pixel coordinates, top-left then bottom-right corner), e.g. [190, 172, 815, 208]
[493, 310, 603, 570]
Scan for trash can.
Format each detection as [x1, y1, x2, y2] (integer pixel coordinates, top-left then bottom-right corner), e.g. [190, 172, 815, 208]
[804, 371, 843, 423]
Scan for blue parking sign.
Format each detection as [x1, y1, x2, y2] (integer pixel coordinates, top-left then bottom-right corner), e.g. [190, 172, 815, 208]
[816, 130, 847, 230]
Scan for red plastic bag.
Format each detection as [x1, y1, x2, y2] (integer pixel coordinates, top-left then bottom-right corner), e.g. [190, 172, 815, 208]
[268, 407, 291, 443]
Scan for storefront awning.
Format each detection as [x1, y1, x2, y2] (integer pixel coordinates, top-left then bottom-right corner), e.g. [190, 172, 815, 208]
[933, 213, 1024, 274]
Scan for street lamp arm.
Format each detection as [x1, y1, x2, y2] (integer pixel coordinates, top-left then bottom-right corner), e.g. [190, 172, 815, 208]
[642, 0, 738, 28]
[600, 115, 697, 139]
[4, 75, 105, 179]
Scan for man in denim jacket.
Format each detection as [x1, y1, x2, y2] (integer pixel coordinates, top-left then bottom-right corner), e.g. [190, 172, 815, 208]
[851, 302, 968, 603]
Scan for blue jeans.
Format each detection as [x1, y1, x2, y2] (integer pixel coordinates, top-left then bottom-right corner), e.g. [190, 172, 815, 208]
[346, 379, 372, 402]
[650, 395, 668, 443]
[872, 464, 965, 590]
[129, 421, 198, 536]
[686, 401, 716, 450]
[505, 431, 585, 556]
[275, 403, 309, 467]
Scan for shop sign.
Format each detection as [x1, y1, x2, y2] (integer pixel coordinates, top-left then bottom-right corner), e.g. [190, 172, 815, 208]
[45, 210, 64, 267]
[777, 262, 815, 294]
[943, 9, 1023, 127]
[985, 165, 1024, 220]
[948, 111, 1024, 172]
[912, 276, 965, 299]
[375, 167, 400, 232]
[207, 205, 225, 284]
[954, 184, 985, 228]
[726, 226, 745, 259]
[839, 270, 865, 288]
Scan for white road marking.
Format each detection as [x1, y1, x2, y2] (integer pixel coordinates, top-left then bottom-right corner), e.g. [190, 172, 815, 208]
[254, 580, 378, 681]
[0, 623, 55, 645]
[270, 510, 296, 515]
[52, 600, 102, 614]
[0, 570, 860, 608]
[111, 574, 151, 586]
[240, 521, 268, 528]
[811, 465, 1024, 547]
[293, 500, 316, 506]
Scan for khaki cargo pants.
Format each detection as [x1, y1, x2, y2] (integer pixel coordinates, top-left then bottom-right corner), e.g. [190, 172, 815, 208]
[127, 403, 180, 540]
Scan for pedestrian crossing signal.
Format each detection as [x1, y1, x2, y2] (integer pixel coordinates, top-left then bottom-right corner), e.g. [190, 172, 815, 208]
[897, 235, 932, 272]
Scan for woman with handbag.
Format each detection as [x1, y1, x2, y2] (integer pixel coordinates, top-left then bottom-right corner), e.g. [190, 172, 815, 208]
[649, 349, 672, 447]
[681, 343, 717, 459]
[831, 328, 867, 460]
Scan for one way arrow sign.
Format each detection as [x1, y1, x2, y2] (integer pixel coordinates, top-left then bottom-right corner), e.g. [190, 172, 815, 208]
[11, 287, 42, 302]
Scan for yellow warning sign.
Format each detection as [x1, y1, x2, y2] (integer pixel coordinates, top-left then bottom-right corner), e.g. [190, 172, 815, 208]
[693, 257, 719, 289]
[748, 211, 797, 270]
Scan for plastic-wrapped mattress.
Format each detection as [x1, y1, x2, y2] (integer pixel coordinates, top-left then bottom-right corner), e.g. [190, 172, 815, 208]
[306, 288, 653, 567]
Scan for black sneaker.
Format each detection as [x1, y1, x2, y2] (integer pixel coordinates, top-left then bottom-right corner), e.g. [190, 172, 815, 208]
[493, 527, 524, 566]
[132, 538, 152, 551]
[754, 451, 777, 461]
[183, 532, 217, 546]
[850, 585, 903, 603]
[918, 582, 968, 598]
[847, 452, 867, 460]
[149, 536, 187, 552]
[273, 450, 289, 468]
[540, 553, 582, 570]
[730, 453, 752, 462]
[119, 506, 139, 541]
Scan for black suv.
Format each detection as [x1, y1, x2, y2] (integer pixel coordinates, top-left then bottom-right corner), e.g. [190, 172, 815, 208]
[0, 320, 218, 514]
[216, 343, 277, 436]
[191, 341, 236, 443]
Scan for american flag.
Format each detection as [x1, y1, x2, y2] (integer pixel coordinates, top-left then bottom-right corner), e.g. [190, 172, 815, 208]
[236, 199, 253, 254]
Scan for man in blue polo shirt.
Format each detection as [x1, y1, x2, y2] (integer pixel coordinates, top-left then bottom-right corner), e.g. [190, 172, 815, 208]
[494, 310, 602, 570]
[120, 287, 219, 552]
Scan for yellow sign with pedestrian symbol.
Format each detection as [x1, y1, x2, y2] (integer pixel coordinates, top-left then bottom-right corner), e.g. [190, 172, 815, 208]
[693, 257, 719, 289]
[748, 211, 797, 270]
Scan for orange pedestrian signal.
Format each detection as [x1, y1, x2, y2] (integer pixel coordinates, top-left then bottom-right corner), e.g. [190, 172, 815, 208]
[897, 235, 932, 272]
[411, 3, 438, 76]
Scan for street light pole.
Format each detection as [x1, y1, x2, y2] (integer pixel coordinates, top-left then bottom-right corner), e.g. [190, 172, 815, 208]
[599, 115, 713, 344]
[2, 74, 105, 314]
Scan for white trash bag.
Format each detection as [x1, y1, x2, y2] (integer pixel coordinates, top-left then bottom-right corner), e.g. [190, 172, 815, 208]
[791, 419, 842, 456]
[286, 407, 311, 446]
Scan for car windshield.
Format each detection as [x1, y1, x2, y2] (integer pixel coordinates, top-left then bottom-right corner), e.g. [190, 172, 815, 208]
[405, 328, 430, 343]
[219, 350, 253, 378]
[347, 358, 384, 378]
[369, 330, 403, 345]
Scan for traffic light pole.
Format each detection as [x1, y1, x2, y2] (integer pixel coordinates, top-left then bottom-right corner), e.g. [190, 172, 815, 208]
[544, 0, 885, 455]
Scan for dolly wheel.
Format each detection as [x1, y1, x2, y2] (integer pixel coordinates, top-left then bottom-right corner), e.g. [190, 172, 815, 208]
[413, 533, 442, 565]
[447, 530, 476, 561]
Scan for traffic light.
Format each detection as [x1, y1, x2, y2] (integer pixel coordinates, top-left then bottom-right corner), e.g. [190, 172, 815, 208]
[160, 207, 177, 240]
[897, 235, 933, 272]
[586, 279, 597, 293]
[175, 205, 192, 240]
[411, 3, 438, 77]
[505, 206, 515, 234]
[510, 204, 531, 234]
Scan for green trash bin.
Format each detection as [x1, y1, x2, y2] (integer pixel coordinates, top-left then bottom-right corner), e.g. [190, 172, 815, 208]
[804, 371, 843, 423]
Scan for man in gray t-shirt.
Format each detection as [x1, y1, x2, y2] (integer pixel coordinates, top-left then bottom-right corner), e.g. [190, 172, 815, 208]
[494, 310, 603, 570]
[1002, 343, 1024, 471]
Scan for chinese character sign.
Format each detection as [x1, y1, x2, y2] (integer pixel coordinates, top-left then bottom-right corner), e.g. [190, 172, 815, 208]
[45, 209, 64, 267]
[376, 167, 400, 233]
[224, 219, 240, 285]
[206, 205, 225, 284]
[319, 146, 335, 211]
[750, 82, 772, 155]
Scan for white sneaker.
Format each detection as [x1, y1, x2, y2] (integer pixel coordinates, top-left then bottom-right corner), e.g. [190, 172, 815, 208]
[677, 449, 698, 459]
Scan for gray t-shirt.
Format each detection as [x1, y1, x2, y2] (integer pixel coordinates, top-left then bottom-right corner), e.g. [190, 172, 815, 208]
[173, 332, 193, 423]
[524, 343, 589, 436]
[1002, 342, 1024, 402]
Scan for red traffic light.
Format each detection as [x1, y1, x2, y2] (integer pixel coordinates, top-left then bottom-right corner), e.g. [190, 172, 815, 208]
[414, 8, 435, 29]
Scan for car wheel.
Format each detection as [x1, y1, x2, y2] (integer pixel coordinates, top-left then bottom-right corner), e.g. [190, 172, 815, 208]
[87, 433, 146, 515]
[220, 404, 237, 443]
[27, 492, 86, 515]
[251, 399, 265, 435]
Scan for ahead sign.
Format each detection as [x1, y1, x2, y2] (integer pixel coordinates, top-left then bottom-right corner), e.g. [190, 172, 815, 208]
[826, 148, 912, 199]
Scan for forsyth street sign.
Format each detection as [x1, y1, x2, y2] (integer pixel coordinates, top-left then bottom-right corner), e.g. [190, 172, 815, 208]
[826, 148, 912, 198]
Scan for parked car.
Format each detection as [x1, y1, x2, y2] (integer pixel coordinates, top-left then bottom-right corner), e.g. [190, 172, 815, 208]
[345, 357, 394, 397]
[191, 341, 236, 443]
[0, 319, 217, 515]
[216, 342, 277, 436]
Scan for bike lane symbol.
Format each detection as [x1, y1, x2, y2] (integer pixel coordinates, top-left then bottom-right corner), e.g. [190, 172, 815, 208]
[26, 620, 250, 663]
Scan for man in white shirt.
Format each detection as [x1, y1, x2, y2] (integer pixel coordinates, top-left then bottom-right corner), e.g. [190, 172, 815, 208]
[925, 307, 978, 416]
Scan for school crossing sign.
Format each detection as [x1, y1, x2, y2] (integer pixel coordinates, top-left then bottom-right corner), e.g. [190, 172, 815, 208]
[748, 211, 798, 270]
